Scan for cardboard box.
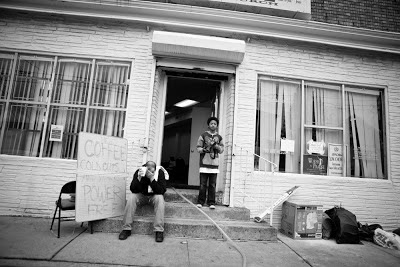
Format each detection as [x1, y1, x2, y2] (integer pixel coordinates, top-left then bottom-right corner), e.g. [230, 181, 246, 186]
[281, 201, 323, 239]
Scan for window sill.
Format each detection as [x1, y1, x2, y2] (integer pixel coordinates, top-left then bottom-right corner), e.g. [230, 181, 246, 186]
[253, 170, 391, 183]
[0, 154, 77, 163]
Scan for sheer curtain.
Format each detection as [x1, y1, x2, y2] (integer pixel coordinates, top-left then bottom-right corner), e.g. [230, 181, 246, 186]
[345, 90, 384, 179]
[87, 62, 129, 137]
[1, 57, 52, 156]
[305, 84, 342, 147]
[44, 60, 90, 159]
[257, 80, 301, 172]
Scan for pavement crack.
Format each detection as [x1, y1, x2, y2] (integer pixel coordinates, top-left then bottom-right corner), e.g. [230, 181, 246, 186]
[49, 227, 87, 261]
[278, 237, 313, 267]
[186, 240, 191, 267]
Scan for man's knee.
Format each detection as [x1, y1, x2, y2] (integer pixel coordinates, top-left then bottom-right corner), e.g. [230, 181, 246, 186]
[127, 193, 141, 205]
[152, 195, 164, 205]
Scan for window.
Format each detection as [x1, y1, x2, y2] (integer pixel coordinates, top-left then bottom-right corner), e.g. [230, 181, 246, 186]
[255, 76, 387, 179]
[0, 53, 131, 160]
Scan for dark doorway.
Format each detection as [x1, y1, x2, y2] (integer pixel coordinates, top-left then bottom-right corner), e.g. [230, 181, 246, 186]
[161, 74, 221, 188]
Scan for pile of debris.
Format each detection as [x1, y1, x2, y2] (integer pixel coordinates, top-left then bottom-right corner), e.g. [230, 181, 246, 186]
[322, 206, 400, 250]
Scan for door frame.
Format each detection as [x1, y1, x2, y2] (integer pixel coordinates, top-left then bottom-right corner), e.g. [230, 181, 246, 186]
[148, 58, 236, 200]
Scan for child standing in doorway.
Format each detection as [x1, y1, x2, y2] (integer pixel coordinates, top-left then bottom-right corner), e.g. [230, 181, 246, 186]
[196, 117, 224, 209]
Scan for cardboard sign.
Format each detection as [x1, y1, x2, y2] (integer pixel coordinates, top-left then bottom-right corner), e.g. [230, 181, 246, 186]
[327, 144, 346, 177]
[77, 132, 128, 174]
[75, 173, 126, 222]
[303, 154, 328, 175]
[76, 132, 128, 222]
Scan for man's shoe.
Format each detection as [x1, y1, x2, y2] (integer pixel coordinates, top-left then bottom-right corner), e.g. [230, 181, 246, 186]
[155, 231, 164, 242]
[119, 230, 131, 240]
[209, 205, 216, 210]
[196, 204, 203, 208]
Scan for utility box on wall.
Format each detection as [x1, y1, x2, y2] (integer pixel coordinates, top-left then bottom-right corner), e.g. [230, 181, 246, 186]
[281, 201, 323, 239]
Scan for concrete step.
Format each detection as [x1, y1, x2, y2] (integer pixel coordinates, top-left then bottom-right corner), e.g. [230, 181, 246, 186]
[135, 202, 250, 221]
[164, 188, 223, 205]
[92, 216, 277, 241]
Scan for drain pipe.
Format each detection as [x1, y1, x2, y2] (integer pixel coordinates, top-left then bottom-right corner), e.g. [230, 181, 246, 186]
[171, 187, 247, 267]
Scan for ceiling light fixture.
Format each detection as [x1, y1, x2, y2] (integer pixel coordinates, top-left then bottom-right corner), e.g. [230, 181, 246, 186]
[174, 99, 199, 108]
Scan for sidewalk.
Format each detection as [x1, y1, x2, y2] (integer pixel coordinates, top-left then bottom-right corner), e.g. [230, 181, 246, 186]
[0, 216, 399, 267]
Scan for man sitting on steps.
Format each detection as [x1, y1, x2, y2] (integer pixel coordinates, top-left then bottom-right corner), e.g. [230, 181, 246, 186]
[119, 161, 168, 242]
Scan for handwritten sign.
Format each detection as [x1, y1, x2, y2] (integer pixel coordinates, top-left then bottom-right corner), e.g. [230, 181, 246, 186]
[75, 173, 126, 222]
[303, 154, 327, 175]
[76, 132, 128, 222]
[77, 132, 128, 174]
[328, 144, 346, 177]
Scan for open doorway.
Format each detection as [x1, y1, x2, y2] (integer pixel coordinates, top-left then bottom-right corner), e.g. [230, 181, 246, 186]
[160, 72, 223, 188]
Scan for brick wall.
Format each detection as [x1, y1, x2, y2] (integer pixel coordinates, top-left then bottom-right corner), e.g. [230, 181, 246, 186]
[311, 0, 400, 32]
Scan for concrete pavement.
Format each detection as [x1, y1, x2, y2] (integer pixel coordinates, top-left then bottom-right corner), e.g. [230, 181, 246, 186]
[0, 216, 399, 267]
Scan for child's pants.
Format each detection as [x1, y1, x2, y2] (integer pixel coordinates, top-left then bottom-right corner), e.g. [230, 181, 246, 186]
[122, 193, 165, 232]
[197, 173, 217, 206]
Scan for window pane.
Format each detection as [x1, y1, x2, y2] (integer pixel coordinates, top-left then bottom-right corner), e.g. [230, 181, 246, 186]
[43, 106, 85, 159]
[305, 82, 342, 127]
[0, 55, 14, 100]
[254, 79, 301, 173]
[52, 60, 91, 105]
[91, 63, 130, 108]
[12, 57, 53, 102]
[87, 109, 125, 137]
[304, 128, 343, 176]
[0, 102, 5, 136]
[345, 88, 385, 179]
[1, 103, 45, 156]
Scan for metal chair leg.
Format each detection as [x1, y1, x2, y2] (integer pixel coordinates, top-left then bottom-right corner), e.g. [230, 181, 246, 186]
[50, 204, 58, 230]
[57, 205, 61, 238]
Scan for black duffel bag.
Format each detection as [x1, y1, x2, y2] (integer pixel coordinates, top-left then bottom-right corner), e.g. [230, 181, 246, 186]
[325, 207, 360, 244]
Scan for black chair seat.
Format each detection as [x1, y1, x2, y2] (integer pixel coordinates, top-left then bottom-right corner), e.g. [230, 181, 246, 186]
[56, 199, 75, 210]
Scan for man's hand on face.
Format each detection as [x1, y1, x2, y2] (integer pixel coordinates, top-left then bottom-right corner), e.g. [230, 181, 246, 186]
[145, 169, 155, 182]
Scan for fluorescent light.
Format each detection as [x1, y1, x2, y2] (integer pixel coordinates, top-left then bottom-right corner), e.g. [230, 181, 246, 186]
[165, 111, 170, 115]
[174, 99, 199, 108]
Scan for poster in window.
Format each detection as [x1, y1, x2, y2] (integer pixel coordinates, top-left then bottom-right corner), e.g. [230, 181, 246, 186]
[49, 125, 64, 142]
[281, 139, 295, 153]
[306, 139, 326, 155]
[327, 144, 347, 177]
[303, 154, 328, 175]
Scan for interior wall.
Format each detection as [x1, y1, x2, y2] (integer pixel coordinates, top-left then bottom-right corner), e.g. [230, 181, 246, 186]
[188, 107, 213, 186]
[161, 121, 191, 165]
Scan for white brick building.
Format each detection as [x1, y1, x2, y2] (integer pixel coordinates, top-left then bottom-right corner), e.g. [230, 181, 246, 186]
[0, 0, 399, 230]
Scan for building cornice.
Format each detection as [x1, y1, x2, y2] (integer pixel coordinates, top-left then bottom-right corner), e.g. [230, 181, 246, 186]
[1, 0, 400, 54]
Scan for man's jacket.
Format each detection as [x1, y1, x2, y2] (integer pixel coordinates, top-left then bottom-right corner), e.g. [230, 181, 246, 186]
[130, 168, 167, 195]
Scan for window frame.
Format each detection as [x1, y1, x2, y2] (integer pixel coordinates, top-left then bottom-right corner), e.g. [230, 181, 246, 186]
[255, 74, 389, 181]
[0, 51, 133, 160]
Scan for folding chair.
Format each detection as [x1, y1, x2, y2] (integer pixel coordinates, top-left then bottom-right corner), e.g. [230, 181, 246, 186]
[50, 181, 78, 238]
